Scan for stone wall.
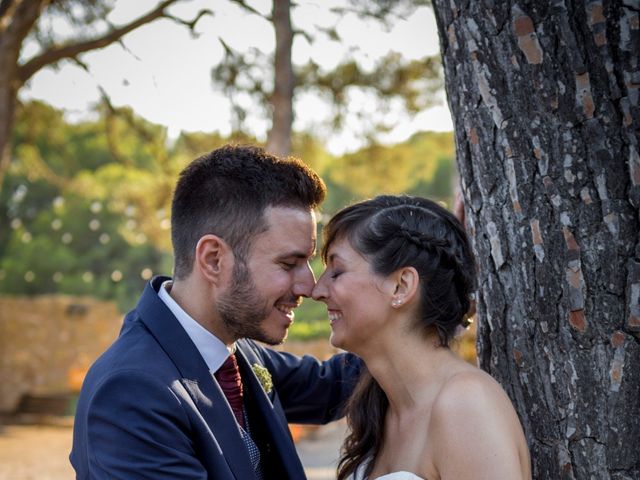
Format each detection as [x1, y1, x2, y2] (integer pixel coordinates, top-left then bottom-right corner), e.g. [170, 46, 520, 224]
[0, 295, 122, 413]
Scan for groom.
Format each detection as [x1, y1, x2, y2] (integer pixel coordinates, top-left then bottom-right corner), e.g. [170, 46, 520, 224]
[70, 145, 360, 479]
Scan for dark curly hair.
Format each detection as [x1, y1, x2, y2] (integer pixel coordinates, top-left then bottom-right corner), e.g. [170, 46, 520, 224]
[171, 145, 326, 279]
[321, 195, 476, 480]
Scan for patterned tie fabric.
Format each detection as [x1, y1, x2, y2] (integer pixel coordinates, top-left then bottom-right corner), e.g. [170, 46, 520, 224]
[214, 353, 245, 429]
[241, 414, 264, 480]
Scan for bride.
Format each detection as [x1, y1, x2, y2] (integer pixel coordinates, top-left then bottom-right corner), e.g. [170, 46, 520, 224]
[312, 195, 531, 480]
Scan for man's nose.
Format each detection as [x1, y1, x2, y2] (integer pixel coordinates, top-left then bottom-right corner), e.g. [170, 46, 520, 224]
[292, 262, 316, 298]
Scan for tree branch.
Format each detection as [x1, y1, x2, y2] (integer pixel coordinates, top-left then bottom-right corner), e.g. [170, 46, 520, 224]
[228, 0, 269, 20]
[18, 0, 186, 84]
[0, 0, 14, 21]
[163, 8, 213, 37]
[292, 28, 313, 44]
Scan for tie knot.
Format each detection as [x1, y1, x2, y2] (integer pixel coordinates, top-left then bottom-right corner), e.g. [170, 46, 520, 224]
[215, 354, 244, 428]
[218, 353, 240, 377]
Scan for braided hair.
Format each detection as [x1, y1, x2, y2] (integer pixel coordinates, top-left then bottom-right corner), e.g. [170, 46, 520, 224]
[324, 195, 477, 480]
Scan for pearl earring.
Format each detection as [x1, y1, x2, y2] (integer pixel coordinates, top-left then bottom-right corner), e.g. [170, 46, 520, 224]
[391, 299, 401, 307]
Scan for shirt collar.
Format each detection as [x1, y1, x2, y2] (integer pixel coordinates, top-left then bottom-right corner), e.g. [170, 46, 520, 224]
[157, 279, 232, 373]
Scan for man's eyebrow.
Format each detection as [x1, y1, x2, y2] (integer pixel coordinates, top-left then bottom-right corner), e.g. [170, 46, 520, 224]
[278, 251, 314, 260]
[278, 241, 317, 260]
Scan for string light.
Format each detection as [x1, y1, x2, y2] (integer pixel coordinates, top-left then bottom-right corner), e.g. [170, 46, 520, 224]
[53, 196, 65, 209]
[89, 219, 100, 231]
[24, 271, 35, 282]
[12, 185, 27, 203]
[111, 270, 123, 282]
[90, 201, 102, 214]
[140, 268, 153, 280]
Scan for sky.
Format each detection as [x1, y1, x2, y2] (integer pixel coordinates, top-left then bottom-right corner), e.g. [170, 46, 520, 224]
[20, 0, 453, 154]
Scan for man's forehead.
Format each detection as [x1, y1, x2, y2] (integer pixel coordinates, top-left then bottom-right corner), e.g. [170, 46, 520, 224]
[263, 205, 316, 228]
[252, 206, 317, 254]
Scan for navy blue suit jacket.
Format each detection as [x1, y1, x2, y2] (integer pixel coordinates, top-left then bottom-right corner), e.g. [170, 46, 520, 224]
[70, 276, 360, 479]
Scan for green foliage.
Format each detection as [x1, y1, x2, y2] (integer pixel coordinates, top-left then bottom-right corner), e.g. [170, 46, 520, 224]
[0, 185, 167, 310]
[1, 102, 172, 311]
[326, 131, 456, 208]
[329, 142, 416, 197]
[287, 319, 331, 342]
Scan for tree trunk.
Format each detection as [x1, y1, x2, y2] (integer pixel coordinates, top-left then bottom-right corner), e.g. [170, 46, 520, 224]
[0, 63, 18, 192]
[0, 0, 46, 191]
[266, 0, 294, 157]
[432, 2, 640, 479]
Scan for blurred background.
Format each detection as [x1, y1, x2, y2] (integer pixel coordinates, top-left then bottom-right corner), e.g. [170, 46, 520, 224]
[0, 1, 475, 478]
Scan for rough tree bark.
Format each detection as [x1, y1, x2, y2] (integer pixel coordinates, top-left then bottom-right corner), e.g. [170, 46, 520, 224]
[432, 1, 639, 479]
[266, 0, 294, 157]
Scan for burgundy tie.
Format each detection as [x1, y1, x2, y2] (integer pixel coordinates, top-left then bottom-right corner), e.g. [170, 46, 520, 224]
[214, 353, 245, 429]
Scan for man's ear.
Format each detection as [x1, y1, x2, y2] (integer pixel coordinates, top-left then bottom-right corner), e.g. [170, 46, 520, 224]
[389, 266, 419, 308]
[194, 234, 232, 285]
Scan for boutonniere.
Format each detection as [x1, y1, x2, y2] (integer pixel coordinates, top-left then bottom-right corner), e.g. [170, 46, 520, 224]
[251, 363, 273, 394]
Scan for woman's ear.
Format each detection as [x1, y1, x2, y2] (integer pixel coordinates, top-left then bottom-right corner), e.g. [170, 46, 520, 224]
[194, 234, 232, 285]
[390, 266, 419, 308]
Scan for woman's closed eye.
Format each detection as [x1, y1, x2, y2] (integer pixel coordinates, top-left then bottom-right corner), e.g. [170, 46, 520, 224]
[330, 269, 343, 279]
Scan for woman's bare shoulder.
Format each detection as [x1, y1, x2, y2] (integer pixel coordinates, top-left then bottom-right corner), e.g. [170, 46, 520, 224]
[426, 367, 529, 479]
[432, 367, 514, 417]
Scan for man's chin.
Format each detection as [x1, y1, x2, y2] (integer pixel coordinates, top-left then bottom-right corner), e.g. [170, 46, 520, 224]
[251, 327, 288, 346]
[263, 331, 288, 346]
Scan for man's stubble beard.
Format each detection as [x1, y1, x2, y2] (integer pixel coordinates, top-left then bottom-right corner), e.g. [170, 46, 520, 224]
[217, 257, 284, 346]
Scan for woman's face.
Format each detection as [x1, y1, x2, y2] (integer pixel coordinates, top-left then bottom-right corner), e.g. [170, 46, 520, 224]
[312, 237, 393, 352]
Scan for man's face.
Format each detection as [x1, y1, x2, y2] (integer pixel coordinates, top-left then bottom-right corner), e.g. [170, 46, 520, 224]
[217, 206, 317, 345]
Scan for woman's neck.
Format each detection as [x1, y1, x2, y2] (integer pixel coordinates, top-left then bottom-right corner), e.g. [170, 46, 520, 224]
[360, 331, 466, 412]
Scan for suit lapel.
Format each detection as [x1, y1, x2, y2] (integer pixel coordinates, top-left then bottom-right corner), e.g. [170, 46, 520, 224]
[135, 278, 256, 480]
[236, 346, 307, 479]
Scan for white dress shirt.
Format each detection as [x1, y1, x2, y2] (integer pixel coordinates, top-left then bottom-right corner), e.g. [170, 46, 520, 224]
[158, 280, 231, 374]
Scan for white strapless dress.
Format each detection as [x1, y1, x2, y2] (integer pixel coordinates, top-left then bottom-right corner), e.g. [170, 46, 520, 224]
[371, 474, 424, 480]
[351, 461, 425, 480]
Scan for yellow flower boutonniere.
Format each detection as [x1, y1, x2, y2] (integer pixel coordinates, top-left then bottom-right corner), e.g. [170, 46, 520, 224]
[251, 363, 273, 394]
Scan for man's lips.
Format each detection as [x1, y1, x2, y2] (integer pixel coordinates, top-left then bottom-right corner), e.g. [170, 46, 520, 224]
[276, 304, 295, 317]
